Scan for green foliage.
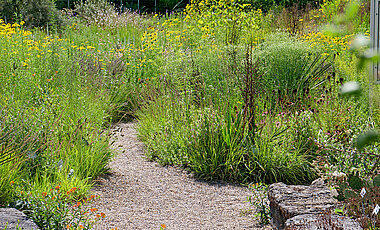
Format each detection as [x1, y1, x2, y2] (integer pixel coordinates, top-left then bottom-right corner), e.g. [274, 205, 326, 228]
[253, 33, 332, 109]
[10, 182, 105, 229]
[0, 0, 63, 28]
[247, 183, 270, 225]
[243, 0, 322, 12]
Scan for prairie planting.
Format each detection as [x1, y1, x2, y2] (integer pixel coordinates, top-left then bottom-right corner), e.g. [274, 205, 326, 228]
[0, 0, 379, 228]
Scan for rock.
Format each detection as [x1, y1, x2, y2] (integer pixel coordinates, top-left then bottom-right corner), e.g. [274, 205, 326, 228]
[268, 178, 338, 229]
[0, 208, 40, 230]
[331, 171, 347, 180]
[284, 213, 362, 230]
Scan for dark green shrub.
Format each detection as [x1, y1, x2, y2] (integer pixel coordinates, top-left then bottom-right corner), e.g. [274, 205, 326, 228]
[242, 0, 322, 12]
[55, 0, 81, 9]
[0, 0, 63, 28]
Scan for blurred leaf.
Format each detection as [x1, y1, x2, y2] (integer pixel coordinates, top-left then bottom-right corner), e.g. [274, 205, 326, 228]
[322, 24, 343, 36]
[356, 129, 379, 150]
[348, 175, 362, 190]
[339, 81, 361, 96]
[345, 1, 360, 21]
[373, 175, 380, 187]
[350, 34, 370, 51]
[333, 14, 346, 25]
[344, 189, 357, 198]
[357, 56, 368, 71]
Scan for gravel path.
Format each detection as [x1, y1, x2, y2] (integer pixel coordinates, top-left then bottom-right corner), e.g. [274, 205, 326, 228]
[92, 122, 270, 230]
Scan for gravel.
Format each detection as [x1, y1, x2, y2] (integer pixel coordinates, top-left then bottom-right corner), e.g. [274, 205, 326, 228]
[91, 122, 272, 229]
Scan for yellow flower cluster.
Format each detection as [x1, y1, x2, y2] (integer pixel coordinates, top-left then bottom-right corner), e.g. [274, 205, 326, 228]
[183, 0, 263, 45]
[0, 20, 30, 37]
[301, 31, 354, 54]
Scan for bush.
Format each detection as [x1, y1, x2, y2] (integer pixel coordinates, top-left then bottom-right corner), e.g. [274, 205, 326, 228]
[241, 0, 322, 12]
[253, 33, 332, 111]
[74, 0, 142, 28]
[0, 0, 63, 28]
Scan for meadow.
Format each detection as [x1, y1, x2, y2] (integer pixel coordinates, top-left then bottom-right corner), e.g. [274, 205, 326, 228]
[0, 0, 379, 228]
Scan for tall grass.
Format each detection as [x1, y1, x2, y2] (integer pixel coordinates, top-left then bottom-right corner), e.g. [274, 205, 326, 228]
[0, 0, 375, 209]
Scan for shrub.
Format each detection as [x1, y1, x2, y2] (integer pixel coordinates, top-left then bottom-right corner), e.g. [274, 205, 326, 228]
[74, 0, 142, 28]
[0, 0, 63, 28]
[10, 182, 105, 229]
[241, 0, 322, 12]
[253, 33, 332, 111]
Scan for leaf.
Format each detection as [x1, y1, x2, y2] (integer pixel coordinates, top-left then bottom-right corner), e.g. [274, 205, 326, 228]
[356, 129, 379, 150]
[348, 175, 362, 190]
[344, 189, 357, 199]
[339, 81, 361, 96]
[373, 175, 380, 187]
[350, 34, 370, 51]
[345, 1, 360, 21]
[334, 208, 344, 215]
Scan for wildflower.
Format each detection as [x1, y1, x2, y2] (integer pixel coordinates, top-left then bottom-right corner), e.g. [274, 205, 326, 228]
[9, 181, 14, 185]
[67, 187, 77, 195]
[73, 202, 82, 208]
[100, 212, 106, 218]
[161, 224, 167, 229]
[42, 192, 47, 196]
[55, 185, 60, 190]
[79, 225, 84, 229]
[90, 208, 98, 212]
[66, 224, 72, 229]
[51, 196, 56, 200]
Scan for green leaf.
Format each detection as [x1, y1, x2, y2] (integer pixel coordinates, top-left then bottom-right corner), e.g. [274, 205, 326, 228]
[373, 175, 380, 187]
[322, 24, 343, 36]
[356, 129, 379, 150]
[348, 175, 362, 190]
[345, 1, 360, 21]
[344, 189, 357, 199]
[334, 208, 344, 215]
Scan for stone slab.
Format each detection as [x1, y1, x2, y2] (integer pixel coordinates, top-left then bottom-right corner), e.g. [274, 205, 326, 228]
[0, 208, 40, 230]
[284, 213, 362, 230]
[268, 179, 338, 229]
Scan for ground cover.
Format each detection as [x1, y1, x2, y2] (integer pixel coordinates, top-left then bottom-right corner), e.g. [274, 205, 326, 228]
[0, 0, 379, 228]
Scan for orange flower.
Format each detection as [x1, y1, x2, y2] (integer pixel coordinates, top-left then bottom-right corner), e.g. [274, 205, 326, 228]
[51, 196, 56, 200]
[9, 181, 15, 185]
[79, 225, 84, 229]
[66, 224, 72, 229]
[87, 194, 96, 201]
[42, 192, 47, 197]
[67, 187, 77, 195]
[73, 202, 82, 208]
[55, 185, 60, 190]
[161, 224, 166, 229]
[90, 208, 98, 212]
